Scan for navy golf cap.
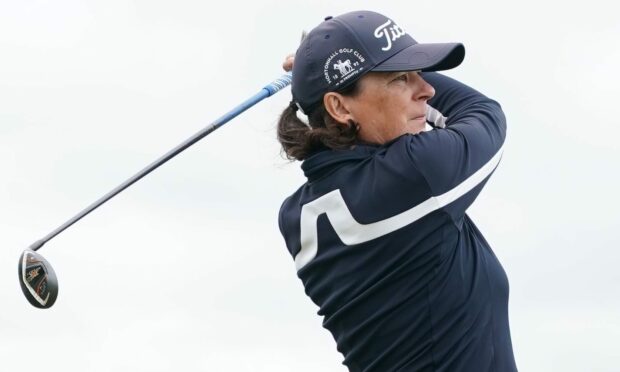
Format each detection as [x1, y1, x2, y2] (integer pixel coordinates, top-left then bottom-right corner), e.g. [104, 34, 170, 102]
[292, 10, 465, 114]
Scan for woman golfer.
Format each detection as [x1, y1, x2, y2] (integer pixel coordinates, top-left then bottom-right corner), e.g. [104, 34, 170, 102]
[277, 10, 517, 372]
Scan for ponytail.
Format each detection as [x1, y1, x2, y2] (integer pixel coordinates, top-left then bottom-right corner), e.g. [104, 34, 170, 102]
[277, 101, 313, 161]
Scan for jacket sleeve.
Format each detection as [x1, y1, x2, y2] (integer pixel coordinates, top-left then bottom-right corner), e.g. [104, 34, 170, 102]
[407, 72, 507, 223]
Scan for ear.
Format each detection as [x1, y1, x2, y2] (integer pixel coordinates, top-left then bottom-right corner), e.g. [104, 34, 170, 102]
[323, 92, 354, 125]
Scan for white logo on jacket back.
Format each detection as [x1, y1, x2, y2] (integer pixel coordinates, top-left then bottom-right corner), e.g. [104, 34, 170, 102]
[294, 145, 506, 271]
[374, 19, 406, 51]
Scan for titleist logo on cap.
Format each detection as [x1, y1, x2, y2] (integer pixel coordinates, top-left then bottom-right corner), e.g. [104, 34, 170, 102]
[373, 19, 406, 51]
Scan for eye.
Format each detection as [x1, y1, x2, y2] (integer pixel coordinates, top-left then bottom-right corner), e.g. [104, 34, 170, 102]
[392, 73, 408, 83]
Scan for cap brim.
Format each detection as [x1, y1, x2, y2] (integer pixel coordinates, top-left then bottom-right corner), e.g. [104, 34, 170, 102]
[372, 42, 465, 72]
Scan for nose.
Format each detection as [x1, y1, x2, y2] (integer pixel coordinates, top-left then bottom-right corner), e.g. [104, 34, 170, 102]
[412, 73, 435, 101]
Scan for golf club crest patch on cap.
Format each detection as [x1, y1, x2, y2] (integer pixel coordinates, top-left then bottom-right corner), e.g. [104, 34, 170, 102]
[373, 19, 406, 51]
[324, 48, 366, 88]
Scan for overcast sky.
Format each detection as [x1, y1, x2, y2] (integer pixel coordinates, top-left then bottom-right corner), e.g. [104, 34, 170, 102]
[1, 1, 619, 371]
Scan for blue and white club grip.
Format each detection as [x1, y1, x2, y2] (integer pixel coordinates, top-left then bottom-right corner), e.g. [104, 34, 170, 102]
[263, 72, 293, 96]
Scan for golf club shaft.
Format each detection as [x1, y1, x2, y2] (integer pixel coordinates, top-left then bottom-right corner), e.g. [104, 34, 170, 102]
[30, 73, 292, 251]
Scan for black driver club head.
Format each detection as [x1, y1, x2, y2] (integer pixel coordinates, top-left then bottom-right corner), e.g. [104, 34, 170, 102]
[18, 249, 58, 309]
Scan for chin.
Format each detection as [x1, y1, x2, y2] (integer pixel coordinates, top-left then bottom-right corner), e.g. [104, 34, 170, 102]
[405, 124, 426, 135]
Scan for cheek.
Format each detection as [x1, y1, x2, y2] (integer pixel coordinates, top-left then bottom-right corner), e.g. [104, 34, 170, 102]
[353, 93, 388, 123]
[383, 95, 411, 124]
[352, 86, 409, 126]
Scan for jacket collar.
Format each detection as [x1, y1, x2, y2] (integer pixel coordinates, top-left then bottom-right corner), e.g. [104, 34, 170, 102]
[301, 143, 380, 181]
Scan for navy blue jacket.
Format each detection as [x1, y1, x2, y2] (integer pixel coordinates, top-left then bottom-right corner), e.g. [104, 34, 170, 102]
[279, 72, 517, 372]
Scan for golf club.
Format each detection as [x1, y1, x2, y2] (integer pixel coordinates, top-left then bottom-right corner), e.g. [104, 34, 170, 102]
[19, 72, 293, 308]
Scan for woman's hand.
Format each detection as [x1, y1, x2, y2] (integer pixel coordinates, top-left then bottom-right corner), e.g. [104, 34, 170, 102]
[283, 54, 295, 72]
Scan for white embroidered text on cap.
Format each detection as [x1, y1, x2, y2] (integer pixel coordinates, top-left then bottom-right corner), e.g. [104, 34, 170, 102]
[373, 19, 406, 51]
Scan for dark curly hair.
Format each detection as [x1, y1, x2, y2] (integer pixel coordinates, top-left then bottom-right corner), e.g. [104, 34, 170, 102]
[277, 82, 361, 161]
